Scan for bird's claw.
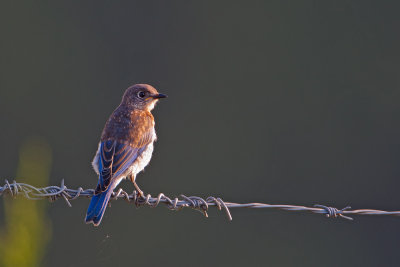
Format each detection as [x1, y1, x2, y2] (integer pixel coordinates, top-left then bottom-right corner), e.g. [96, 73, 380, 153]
[136, 189, 144, 199]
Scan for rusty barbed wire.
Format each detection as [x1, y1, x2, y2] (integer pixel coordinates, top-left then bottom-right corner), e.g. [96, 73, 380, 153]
[1, 179, 400, 221]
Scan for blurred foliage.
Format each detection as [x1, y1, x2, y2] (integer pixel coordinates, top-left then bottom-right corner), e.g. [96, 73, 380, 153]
[0, 138, 52, 267]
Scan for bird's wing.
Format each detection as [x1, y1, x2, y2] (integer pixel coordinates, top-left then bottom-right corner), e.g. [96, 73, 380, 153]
[95, 131, 153, 194]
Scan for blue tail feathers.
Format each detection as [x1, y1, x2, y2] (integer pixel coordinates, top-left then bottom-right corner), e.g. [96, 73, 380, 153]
[85, 184, 115, 226]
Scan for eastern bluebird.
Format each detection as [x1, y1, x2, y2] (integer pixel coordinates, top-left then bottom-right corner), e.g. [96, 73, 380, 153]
[85, 84, 167, 226]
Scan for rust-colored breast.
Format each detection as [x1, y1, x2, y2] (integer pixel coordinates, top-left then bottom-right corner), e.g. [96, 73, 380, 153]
[101, 106, 155, 147]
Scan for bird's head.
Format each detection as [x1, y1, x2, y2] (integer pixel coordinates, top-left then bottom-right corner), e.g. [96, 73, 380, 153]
[121, 84, 167, 111]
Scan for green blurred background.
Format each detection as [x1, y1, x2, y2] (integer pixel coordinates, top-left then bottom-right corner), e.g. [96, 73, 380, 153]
[1, 1, 400, 266]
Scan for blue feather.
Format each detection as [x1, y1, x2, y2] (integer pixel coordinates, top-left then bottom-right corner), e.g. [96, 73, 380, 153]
[85, 140, 149, 226]
[85, 183, 116, 226]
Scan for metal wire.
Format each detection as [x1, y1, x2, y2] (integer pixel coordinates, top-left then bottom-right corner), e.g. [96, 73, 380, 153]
[1, 179, 400, 221]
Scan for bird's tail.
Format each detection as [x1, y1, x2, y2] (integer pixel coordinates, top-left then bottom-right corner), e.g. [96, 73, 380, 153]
[85, 181, 118, 226]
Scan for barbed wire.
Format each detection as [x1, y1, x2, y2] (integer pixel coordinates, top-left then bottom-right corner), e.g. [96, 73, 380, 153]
[1, 179, 400, 221]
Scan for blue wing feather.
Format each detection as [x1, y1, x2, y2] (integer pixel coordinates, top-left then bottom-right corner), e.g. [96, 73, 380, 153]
[85, 139, 149, 225]
[97, 140, 146, 193]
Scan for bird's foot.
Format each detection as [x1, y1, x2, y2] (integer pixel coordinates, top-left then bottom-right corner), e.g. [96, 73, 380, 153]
[135, 188, 145, 199]
[133, 180, 144, 199]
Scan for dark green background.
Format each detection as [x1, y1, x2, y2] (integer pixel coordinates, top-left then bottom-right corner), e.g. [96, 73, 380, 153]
[1, 1, 400, 266]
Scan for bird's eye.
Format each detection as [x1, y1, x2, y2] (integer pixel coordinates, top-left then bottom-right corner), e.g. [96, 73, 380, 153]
[138, 91, 146, 98]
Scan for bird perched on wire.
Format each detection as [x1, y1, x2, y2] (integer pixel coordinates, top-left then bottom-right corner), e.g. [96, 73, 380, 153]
[85, 84, 167, 226]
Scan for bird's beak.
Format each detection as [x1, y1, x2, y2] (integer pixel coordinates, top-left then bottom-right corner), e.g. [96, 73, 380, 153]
[151, 93, 168, 99]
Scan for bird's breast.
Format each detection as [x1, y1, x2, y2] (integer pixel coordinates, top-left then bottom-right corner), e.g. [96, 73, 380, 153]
[101, 108, 155, 146]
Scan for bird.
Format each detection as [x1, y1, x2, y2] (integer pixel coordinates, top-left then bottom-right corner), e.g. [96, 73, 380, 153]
[85, 84, 167, 226]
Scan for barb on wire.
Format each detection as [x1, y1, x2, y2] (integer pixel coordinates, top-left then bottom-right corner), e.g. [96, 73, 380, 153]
[1, 179, 400, 221]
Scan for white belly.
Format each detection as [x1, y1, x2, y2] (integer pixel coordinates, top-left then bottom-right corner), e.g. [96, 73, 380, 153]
[127, 142, 154, 178]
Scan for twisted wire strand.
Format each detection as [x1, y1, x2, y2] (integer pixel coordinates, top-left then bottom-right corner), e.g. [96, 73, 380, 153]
[1, 180, 399, 221]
